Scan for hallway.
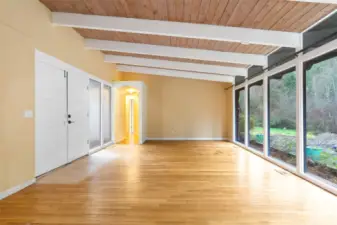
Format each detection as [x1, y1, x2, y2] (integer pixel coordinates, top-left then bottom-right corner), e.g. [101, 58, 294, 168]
[1, 141, 337, 225]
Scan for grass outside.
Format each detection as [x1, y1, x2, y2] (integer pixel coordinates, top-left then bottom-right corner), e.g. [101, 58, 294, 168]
[250, 127, 315, 138]
[250, 127, 337, 171]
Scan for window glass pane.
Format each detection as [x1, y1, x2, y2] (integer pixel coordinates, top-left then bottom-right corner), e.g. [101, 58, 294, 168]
[103, 85, 112, 144]
[305, 53, 337, 185]
[249, 81, 263, 152]
[235, 88, 245, 144]
[89, 79, 101, 149]
[269, 69, 296, 166]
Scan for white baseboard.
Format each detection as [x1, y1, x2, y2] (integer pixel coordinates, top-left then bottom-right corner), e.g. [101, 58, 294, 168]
[102, 141, 114, 148]
[146, 137, 228, 141]
[89, 145, 106, 155]
[89, 142, 115, 155]
[0, 178, 36, 200]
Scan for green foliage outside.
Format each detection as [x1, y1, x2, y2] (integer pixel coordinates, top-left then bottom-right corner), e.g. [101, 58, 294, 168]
[250, 127, 315, 139]
[306, 58, 337, 133]
[249, 127, 337, 169]
[318, 152, 337, 169]
[246, 57, 337, 136]
[239, 113, 255, 134]
[245, 56, 337, 177]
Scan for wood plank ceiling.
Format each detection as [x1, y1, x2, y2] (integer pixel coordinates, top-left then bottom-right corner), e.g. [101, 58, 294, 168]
[40, 0, 337, 69]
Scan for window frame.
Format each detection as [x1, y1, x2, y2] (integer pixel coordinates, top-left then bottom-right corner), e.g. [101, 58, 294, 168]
[303, 50, 337, 177]
[267, 67, 297, 166]
[235, 87, 246, 144]
[232, 37, 337, 195]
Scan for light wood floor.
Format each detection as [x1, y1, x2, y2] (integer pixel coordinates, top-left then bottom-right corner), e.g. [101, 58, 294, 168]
[119, 133, 139, 144]
[1, 141, 337, 225]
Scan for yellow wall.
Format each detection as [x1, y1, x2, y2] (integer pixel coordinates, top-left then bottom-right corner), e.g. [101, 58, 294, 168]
[133, 94, 140, 140]
[0, 0, 117, 192]
[122, 73, 233, 139]
[125, 93, 140, 141]
[114, 87, 141, 144]
[114, 88, 127, 143]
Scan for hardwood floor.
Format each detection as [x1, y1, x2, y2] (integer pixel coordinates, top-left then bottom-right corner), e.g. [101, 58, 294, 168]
[1, 141, 337, 224]
[119, 133, 139, 144]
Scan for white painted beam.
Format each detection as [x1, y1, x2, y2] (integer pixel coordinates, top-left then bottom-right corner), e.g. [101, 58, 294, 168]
[117, 65, 234, 83]
[86, 39, 267, 66]
[105, 55, 247, 76]
[52, 12, 301, 48]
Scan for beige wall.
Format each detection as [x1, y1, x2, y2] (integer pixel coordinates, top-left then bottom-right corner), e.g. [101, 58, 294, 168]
[122, 73, 233, 139]
[0, 0, 117, 192]
[225, 87, 234, 141]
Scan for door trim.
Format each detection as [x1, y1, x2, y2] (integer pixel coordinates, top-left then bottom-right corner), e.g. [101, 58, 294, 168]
[35, 50, 115, 176]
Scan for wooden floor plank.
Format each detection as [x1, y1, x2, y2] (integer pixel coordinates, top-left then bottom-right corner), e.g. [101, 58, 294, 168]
[1, 141, 337, 224]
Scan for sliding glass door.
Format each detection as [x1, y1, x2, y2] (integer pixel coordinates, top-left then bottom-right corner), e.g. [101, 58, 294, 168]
[89, 79, 101, 149]
[103, 85, 112, 144]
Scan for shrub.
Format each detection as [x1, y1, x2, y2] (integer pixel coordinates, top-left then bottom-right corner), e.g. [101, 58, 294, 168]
[239, 113, 255, 132]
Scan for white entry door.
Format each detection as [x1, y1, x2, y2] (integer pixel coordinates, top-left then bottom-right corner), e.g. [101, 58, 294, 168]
[35, 62, 68, 176]
[36, 60, 91, 176]
[67, 70, 90, 162]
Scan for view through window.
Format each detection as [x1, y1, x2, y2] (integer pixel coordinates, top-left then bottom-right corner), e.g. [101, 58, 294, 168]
[235, 88, 245, 144]
[305, 52, 337, 185]
[248, 80, 264, 152]
[269, 69, 297, 166]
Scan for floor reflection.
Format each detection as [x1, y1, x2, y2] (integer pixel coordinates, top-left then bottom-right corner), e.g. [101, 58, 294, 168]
[38, 148, 120, 184]
[120, 133, 139, 145]
[2, 142, 337, 225]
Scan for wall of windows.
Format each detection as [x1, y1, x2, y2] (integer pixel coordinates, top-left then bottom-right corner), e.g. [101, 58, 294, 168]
[305, 51, 337, 185]
[233, 38, 337, 193]
[269, 69, 297, 166]
[235, 88, 245, 144]
[248, 81, 263, 152]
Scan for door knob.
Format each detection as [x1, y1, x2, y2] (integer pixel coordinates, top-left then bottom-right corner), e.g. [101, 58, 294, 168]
[68, 120, 75, 124]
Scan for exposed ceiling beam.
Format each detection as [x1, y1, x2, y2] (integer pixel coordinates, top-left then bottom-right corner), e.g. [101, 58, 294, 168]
[86, 39, 267, 66]
[52, 12, 301, 48]
[117, 65, 234, 83]
[105, 55, 247, 77]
